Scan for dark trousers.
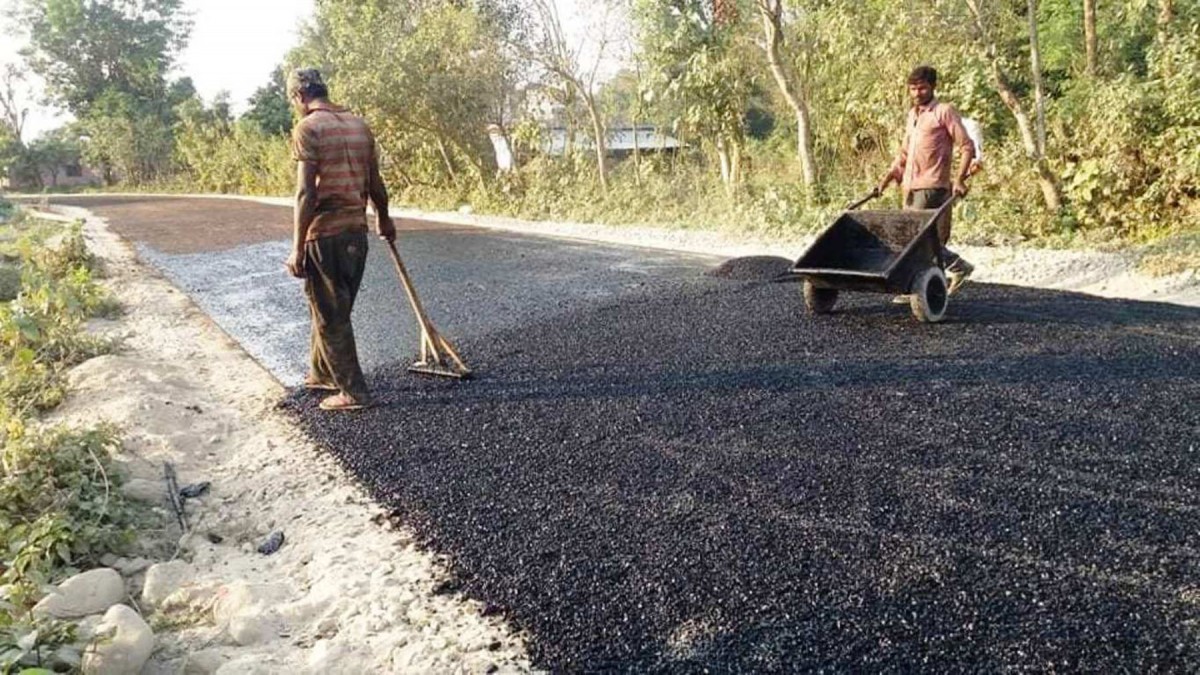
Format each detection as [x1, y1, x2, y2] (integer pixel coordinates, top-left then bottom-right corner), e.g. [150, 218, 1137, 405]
[304, 230, 369, 400]
[905, 188, 970, 273]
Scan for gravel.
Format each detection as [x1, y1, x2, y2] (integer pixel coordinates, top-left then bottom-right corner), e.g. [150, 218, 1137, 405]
[285, 264, 1200, 671]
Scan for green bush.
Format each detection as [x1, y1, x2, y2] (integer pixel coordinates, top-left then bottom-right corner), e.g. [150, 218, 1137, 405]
[0, 213, 131, 673]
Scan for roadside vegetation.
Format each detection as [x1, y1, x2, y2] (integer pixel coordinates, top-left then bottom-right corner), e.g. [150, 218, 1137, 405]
[0, 198, 135, 672]
[1, 1, 1197, 263]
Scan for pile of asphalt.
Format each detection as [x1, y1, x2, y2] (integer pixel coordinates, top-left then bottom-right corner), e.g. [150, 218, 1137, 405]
[285, 268, 1200, 671]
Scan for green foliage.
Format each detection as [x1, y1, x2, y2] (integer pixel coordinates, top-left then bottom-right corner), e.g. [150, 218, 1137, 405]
[292, 0, 512, 189]
[173, 106, 293, 196]
[0, 210, 129, 674]
[0, 424, 131, 587]
[244, 67, 293, 137]
[16, 0, 191, 115]
[0, 222, 116, 420]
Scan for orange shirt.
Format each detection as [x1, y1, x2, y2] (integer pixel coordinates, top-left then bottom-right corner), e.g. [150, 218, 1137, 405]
[291, 101, 375, 241]
[889, 99, 974, 192]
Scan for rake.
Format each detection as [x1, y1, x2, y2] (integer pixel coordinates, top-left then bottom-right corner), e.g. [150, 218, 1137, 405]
[384, 240, 471, 379]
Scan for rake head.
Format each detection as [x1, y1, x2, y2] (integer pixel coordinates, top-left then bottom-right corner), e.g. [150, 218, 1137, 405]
[408, 359, 471, 379]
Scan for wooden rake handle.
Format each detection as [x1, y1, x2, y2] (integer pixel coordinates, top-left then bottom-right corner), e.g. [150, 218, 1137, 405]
[384, 240, 468, 370]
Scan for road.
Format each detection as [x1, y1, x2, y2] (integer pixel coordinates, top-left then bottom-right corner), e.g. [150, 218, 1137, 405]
[52, 195, 1200, 671]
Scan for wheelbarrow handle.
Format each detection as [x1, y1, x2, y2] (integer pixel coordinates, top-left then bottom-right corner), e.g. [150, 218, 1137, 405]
[846, 188, 882, 211]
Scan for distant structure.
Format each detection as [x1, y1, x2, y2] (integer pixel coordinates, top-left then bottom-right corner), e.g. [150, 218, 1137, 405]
[543, 126, 684, 158]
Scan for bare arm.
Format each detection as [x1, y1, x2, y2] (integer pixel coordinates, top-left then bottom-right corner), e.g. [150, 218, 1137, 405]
[367, 139, 396, 242]
[945, 108, 976, 194]
[286, 161, 318, 278]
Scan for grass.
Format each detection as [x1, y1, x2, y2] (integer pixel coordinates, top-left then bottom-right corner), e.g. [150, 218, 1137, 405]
[0, 204, 138, 673]
[1137, 231, 1200, 277]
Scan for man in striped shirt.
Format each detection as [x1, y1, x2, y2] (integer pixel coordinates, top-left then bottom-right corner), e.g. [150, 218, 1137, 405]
[285, 68, 396, 411]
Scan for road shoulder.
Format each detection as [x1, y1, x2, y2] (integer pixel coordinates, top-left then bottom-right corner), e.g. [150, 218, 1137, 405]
[46, 205, 532, 673]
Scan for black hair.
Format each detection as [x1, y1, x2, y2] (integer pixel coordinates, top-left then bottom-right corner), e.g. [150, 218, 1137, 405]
[907, 65, 938, 88]
[301, 82, 329, 99]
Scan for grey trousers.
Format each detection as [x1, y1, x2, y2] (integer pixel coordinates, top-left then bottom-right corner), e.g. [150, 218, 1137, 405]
[304, 230, 370, 401]
[905, 188, 970, 273]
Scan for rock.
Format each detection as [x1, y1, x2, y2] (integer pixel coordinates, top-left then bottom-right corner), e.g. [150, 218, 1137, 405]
[159, 581, 222, 614]
[75, 613, 107, 643]
[122, 478, 163, 503]
[112, 557, 151, 577]
[34, 568, 126, 619]
[81, 605, 154, 675]
[227, 612, 275, 646]
[213, 655, 277, 675]
[308, 639, 366, 673]
[211, 582, 290, 645]
[182, 649, 226, 675]
[142, 561, 195, 610]
[211, 582, 291, 626]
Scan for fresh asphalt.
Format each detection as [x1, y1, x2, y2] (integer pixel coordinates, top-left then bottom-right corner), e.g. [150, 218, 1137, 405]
[53, 196, 1200, 671]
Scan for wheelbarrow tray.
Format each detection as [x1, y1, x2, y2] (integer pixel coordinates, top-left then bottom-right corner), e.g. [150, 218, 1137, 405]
[786, 206, 946, 294]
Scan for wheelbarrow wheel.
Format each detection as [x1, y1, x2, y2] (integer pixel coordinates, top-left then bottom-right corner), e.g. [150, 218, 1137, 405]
[803, 280, 839, 314]
[909, 267, 948, 323]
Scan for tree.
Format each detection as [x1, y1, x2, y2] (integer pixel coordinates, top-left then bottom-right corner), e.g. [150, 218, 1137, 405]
[293, 1, 515, 189]
[755, 0, 816, 187]
[244, 67, 293, 136]
[1083, 0, 1097, 76]
[16, 0, 193, 185]
[636, 0, 754, 194]
[16, 0, 191, 116]
[0, 66, 30, 184]
[962, 0, 1063, 213]
[519, 0, 618, 192]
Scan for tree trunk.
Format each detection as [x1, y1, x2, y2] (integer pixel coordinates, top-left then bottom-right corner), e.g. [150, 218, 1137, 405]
[990, 62, 1062, 212]
[1083, 0, 1097, 76]
[757, 0, 816, 187]
[965, 0, 1063, 213]
[435, 137, 458, 183]
[581, 90, 609, 193]
[1157, 0, 1174, 74]
[1028, 0, 1047, 156]
[631, 119, 641, 186]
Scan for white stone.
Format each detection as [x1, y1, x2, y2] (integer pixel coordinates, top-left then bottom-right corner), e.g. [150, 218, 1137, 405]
[81, 604, 154, 675]
[182, 649, 226, 675]
[214, 655, 276, 675]
[160, 581, 221, 614]
[227, 611, 275, 646]
[141, 560, 195, 610]
[112, 557, 151, 577]
[121, 478, 162, 503]
[211, 582, 291, 626]
[34, 568, 126, 619]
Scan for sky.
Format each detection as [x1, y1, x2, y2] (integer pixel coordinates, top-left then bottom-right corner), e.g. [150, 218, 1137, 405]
[0, 0, 315, 140]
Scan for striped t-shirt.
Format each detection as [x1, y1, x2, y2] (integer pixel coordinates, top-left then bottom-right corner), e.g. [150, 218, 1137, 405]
[291, 101, 375, 241]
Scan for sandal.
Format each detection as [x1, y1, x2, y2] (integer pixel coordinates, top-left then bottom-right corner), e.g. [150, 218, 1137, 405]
[319, 392, 370, 411]
[304, 377, 338, 391]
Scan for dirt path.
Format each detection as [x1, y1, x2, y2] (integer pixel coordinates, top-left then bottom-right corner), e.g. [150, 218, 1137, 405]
[46, 205, 533, 673]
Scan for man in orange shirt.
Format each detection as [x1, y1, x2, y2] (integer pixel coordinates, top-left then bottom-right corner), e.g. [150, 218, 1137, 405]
[285, 68, 396, 411]
[877, 65, 976, 294]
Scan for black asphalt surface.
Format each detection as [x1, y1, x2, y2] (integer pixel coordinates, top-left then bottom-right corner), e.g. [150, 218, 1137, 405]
[55, 196, 1200, 671]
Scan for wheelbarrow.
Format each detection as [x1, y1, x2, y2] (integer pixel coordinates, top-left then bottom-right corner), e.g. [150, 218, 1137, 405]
[777, 191, 956, 323]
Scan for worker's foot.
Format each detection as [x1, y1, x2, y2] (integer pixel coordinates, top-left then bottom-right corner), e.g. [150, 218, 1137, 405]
[892, 295, 911, 304]
[946, 260, 975, 295]
[318, 392, 371, 411]
[304, 376, 338, 391]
